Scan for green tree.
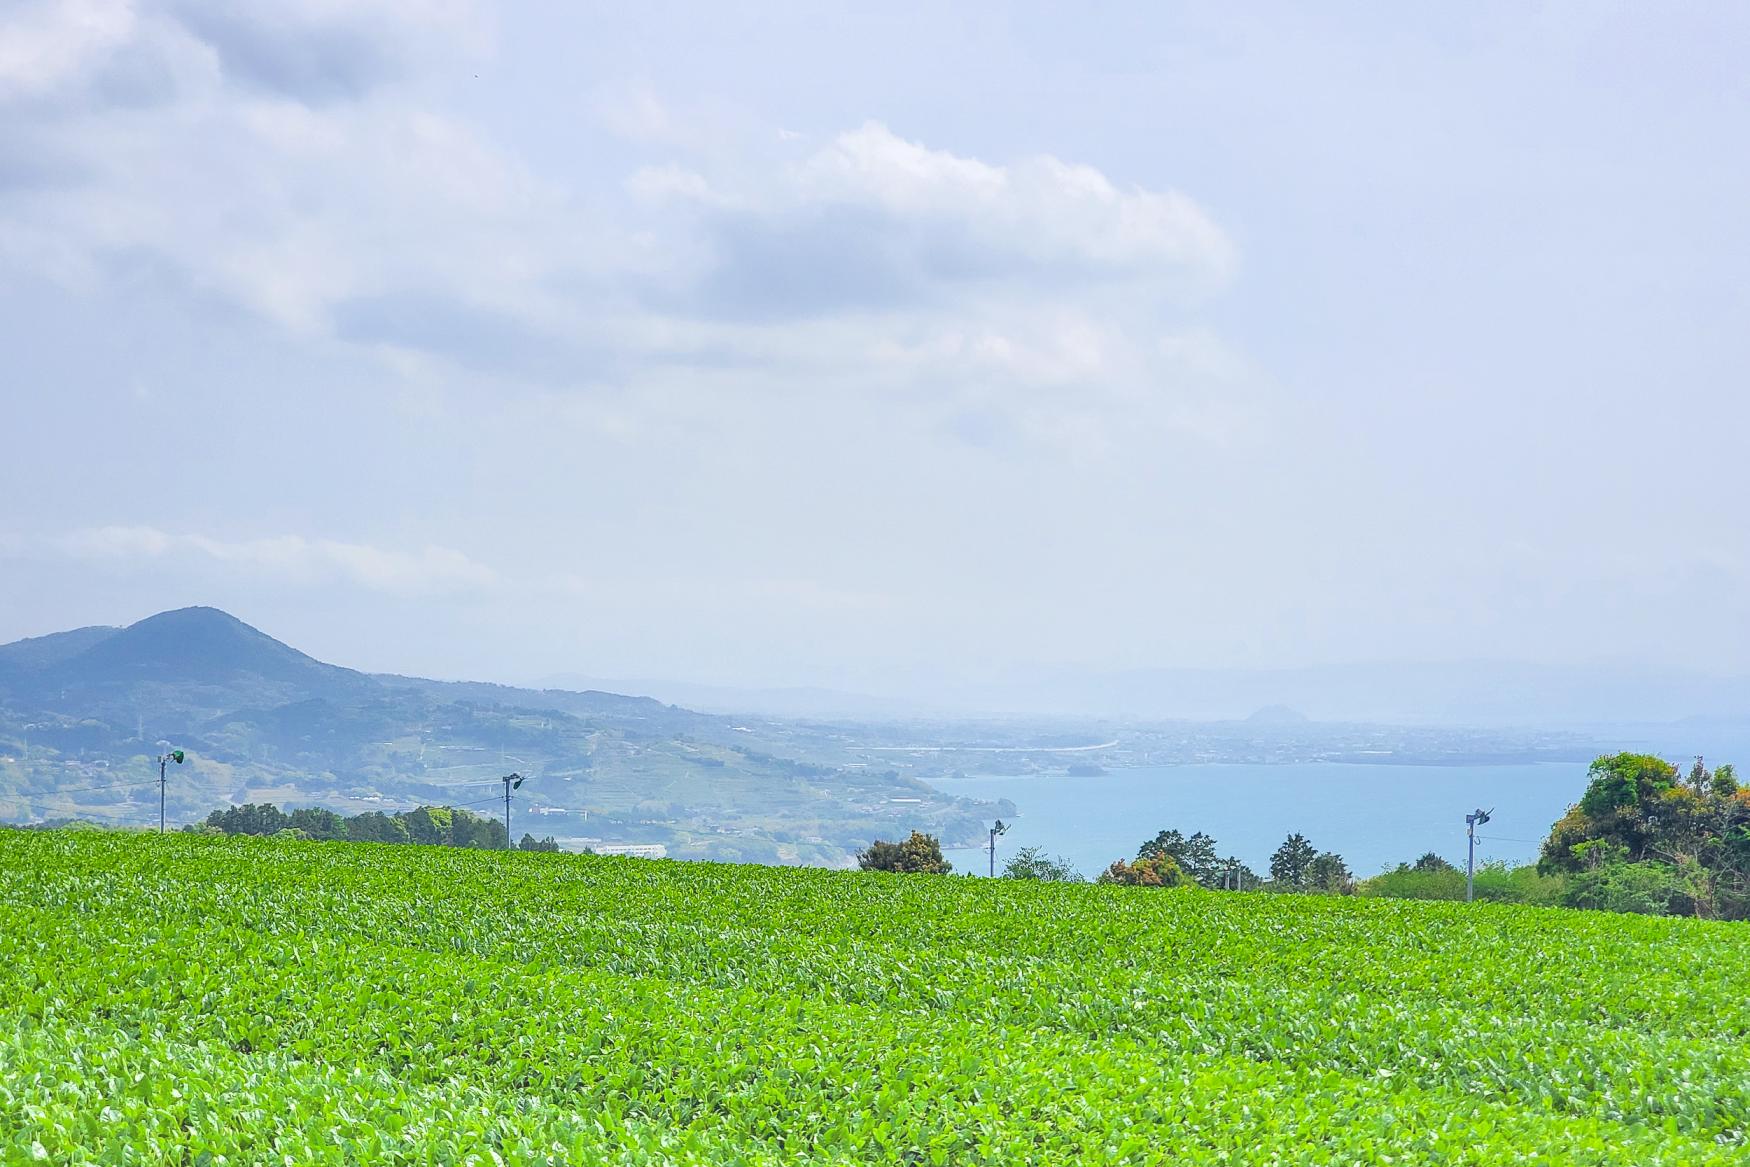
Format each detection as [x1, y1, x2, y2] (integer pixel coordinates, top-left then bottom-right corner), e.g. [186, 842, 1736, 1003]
[1136, 829, 1221, 886]
[346, 811, 410, 844]
[204, 803, 290, 837]
[1097, 854, 1190, 887]
[857, 831, 951, 874]
[1269, 833, 1317, 890]
[288, 807, 346, 841]
[1539, 752, 1750, 918]
[1411, 851, 1455, 873]
[1306, 851, 1354, 894]
[1562, 860, 1690, 916]
[403, 806, 454, 847]
[1002, 846, 1081, 881]
[519, 833, 561, 853]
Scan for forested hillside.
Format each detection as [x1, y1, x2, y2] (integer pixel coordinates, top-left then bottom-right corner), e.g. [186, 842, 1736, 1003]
[0, 608, 995, 864]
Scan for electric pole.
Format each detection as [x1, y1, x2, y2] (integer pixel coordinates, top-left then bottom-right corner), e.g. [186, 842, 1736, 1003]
[987, 819, 1008, 877]
[501, 772, 524, 850]
[157, 748, 185, 834]
[1465, 807, 1492, 902]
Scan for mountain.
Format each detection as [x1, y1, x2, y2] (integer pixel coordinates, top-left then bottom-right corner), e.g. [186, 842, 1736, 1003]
[533, 673, 942, 719]
[0, 624, 119, 672]
[0, 608, 993, 864]
[0, 607, 373, 724]
[1246, 704, 1310, 726]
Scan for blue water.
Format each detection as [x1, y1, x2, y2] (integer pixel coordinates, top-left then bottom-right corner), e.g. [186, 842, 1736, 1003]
[927, 762, 1588, 880]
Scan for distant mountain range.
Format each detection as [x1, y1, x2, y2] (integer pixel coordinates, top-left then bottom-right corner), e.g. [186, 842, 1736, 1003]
[627, 661, 1750, 728]
[0, 608, 994, 864]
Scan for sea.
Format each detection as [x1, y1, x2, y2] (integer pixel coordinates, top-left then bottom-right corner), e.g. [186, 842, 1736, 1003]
[927, 761, 1590, 880]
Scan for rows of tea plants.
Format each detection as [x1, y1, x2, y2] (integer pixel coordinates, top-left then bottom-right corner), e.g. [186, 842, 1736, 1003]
[2, 830, 1747, 1164]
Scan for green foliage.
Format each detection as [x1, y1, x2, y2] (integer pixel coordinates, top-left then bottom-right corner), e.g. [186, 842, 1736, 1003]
[3, 830, 1750, 1164]
[856, 830, 952, 874]
[1129, 827, 1256, 889]
[202, 801, 506, 850]
[1540, 753, 1750, 919]
[1359, 865, 1468, 902]
[1471, 861, 1568, 906]
[1001, 845, 1081, 881]
[1305, 851, 1354, 895]
[1136, 829, 1220, 885]
[1359, 859, 1568, 906]
[1269, 832, 1318, 889]
[518, 833, 561, 852]
[1097, 854, 1190, 887]
[1563, 861, 1693, 916]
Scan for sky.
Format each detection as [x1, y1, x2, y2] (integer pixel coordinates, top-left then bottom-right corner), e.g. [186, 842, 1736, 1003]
[3, 1, 1748, 698]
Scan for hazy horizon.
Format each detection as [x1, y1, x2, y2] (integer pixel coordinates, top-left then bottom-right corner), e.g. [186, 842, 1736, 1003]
[6, 2, 1748, 702]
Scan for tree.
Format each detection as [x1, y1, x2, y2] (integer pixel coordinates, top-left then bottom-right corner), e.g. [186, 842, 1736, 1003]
[1269, 833, 1318, 889]
[1411, 851, 1455, 873]
[519, 833, 560, 853]
[857, 831, 952, 874]
[403, 806, 454, 847]
[346, 811, 410, 845]
[1136, 829, 1221, 886]
[204, 803, 290, 837]
[1098, 854, 1190, 887]
[1002, 846, 1081, 881]
[1562, 860, 1690, 916]
[1306, 851, 1354, 895]
[288, 807, 346, 841]
[1539, 752, 1750, 919]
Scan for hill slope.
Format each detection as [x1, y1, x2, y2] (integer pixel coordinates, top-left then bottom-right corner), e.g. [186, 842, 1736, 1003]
[0, 608, 992, 863]
[2, 830, 1745, 1165]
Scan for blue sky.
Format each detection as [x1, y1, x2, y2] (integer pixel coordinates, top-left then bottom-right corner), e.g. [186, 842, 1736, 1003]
[3, 2, 1747, 694]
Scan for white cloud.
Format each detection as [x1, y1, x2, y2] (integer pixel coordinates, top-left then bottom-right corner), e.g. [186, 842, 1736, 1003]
[789, 122, 1234, 285]
[51, 526, 499, 595]
[0, 0, 136, 99]
[0, 5, 1251, 457]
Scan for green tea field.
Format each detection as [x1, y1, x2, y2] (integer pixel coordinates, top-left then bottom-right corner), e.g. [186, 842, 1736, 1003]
[2, 830, 1747, 1165]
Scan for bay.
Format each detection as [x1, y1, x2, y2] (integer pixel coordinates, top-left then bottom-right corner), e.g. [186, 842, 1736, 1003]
[928, 761, 1587, 880]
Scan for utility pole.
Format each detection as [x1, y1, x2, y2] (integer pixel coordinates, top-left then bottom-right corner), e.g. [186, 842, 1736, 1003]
[987, 819, 1008, 877]
[1465, 807, 1492, 902]
[500, 773, 524, 850]
[157, 748, 185, 834]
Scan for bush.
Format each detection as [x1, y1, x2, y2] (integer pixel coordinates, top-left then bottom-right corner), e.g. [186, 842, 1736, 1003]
[857, 831, 951, 874]
[1471, 861, 1566, 906]
[1562, 862, 1690, 916]
[1098, 855, 1190, 887]
[1358, 866, 1467, 901]
[1002, 846, 1081, 882]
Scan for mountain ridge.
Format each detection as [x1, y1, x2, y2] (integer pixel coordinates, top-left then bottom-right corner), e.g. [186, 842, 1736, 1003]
[0, 607, 992, 864]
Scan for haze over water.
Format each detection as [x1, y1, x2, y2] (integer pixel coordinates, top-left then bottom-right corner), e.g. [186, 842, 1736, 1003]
[931, 762, 1587, 879]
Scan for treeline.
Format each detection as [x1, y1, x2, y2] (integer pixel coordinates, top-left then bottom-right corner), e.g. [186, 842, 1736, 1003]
[191, 802, 560, 853]
[861, 752, 1750, 921]
[1366, 753, 1750, 917]
[1097, 828, 1340, 892]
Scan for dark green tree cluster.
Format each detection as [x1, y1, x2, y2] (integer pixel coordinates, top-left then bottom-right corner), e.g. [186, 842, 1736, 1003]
[1132, 828, 1258, 890]
[856, 830, 952, 874]
[195, 802, 509, 850]
[1268, 832, 1353, 894]
[1539, 753, 1750, 919]
[519, 833, 561, 852]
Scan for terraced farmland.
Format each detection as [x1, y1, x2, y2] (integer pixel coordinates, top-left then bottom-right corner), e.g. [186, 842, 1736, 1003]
[2, 831, 1747, 1164]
